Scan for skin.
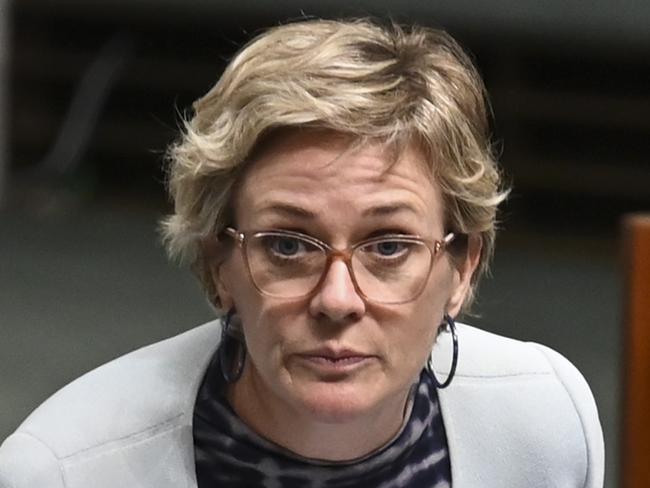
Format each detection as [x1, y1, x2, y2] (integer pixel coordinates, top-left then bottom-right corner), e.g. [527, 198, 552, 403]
[211, 129, 480, 461]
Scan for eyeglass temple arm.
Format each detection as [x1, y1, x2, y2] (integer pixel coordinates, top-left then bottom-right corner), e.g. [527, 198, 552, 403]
[222, 227, 244, 243]
[443, 232, 456, 246]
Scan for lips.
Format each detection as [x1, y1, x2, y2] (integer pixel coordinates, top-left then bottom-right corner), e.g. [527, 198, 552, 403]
[296, 347, 375, 373]
[300, 347, 370, 360]
[305, 355, 367, 365]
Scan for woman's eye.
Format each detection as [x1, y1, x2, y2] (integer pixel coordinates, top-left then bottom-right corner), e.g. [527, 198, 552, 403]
[376, 241, 401, 256]
[367, 240, 409, 257]
[270, 237, 304, 256]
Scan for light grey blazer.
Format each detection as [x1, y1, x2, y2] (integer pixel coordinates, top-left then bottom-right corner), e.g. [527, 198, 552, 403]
[0, 321, 604, 487]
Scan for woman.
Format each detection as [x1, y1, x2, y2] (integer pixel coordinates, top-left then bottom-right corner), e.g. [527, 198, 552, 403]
[0, 19, 603, 487]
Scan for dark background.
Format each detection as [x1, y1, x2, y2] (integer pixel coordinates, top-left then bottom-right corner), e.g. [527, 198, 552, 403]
[2, 2, 650, 486]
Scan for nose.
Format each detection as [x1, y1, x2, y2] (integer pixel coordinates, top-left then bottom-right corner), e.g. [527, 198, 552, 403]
[309, 259, 366, 323]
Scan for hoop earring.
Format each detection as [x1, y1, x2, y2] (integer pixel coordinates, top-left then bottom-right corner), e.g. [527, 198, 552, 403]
[427, 314, 459, 389]
[218, 308, 246, 383]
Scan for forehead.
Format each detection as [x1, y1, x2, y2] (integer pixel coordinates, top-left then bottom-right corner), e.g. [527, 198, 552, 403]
[234, 130, 445, 232]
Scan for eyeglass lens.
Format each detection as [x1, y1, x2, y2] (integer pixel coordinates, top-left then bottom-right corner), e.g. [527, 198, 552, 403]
[245, 232, 433, 303]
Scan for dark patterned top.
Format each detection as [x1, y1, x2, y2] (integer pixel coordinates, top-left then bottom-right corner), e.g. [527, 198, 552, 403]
[194, 350, 452, 487]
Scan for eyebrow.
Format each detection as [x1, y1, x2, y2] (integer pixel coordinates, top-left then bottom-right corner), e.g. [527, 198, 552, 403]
[257, 202, 419, 220]
[361, 203, 419, 217]
[258, 203, 317, 219]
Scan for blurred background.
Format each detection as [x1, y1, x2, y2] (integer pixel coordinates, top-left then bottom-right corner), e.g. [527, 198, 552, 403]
[1, 1, 649, 486]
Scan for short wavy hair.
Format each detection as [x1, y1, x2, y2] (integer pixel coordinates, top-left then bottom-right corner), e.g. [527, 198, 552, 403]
[162, 18, 509, 309]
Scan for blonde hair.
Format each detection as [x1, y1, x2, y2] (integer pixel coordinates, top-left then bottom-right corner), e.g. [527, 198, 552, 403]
[162, 18, 509, 308]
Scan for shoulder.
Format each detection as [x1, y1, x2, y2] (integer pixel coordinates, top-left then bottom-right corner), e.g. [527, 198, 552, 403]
[435, 324, 604, 487]
[0, 320, 222, 487]
[446, 323, 561, 377]
[453, 323, 604, 458]
[449, 324, 600, 407]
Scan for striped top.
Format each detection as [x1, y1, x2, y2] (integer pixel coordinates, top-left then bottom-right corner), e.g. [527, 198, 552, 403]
[194, 350, 452, 487]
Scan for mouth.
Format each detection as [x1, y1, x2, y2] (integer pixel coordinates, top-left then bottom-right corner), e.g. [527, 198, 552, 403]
[295, 348, 376, 374]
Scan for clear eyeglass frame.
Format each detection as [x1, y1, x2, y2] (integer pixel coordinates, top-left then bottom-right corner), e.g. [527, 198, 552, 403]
[221, 227, 457, 305]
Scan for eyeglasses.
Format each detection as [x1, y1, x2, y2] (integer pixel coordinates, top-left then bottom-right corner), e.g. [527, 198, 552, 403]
[222, 227, 456, 304]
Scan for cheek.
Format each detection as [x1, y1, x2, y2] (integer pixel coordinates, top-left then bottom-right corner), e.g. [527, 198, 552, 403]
[387, 265, 455, 365]
[220, 256, 262, 312]
[237, 300, 305, 370]
[392, 306, 439, 365]
[219, 259, 280, 357]
[421, 258, 456, 313]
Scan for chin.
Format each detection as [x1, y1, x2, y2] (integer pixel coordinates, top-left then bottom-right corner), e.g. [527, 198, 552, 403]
[292, 382, 379, 424]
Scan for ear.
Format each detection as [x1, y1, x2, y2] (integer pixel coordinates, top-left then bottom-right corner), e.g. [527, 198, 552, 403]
[200, 237, 235, 311]
[211, 263, 234, 311]
[446, 234, 482, 317]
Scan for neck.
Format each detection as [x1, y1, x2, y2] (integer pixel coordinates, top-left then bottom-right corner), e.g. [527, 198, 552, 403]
[227, 364, 413, 461]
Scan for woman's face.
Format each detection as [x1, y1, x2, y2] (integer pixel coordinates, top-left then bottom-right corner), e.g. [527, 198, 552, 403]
[214, 130, 477, 426]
